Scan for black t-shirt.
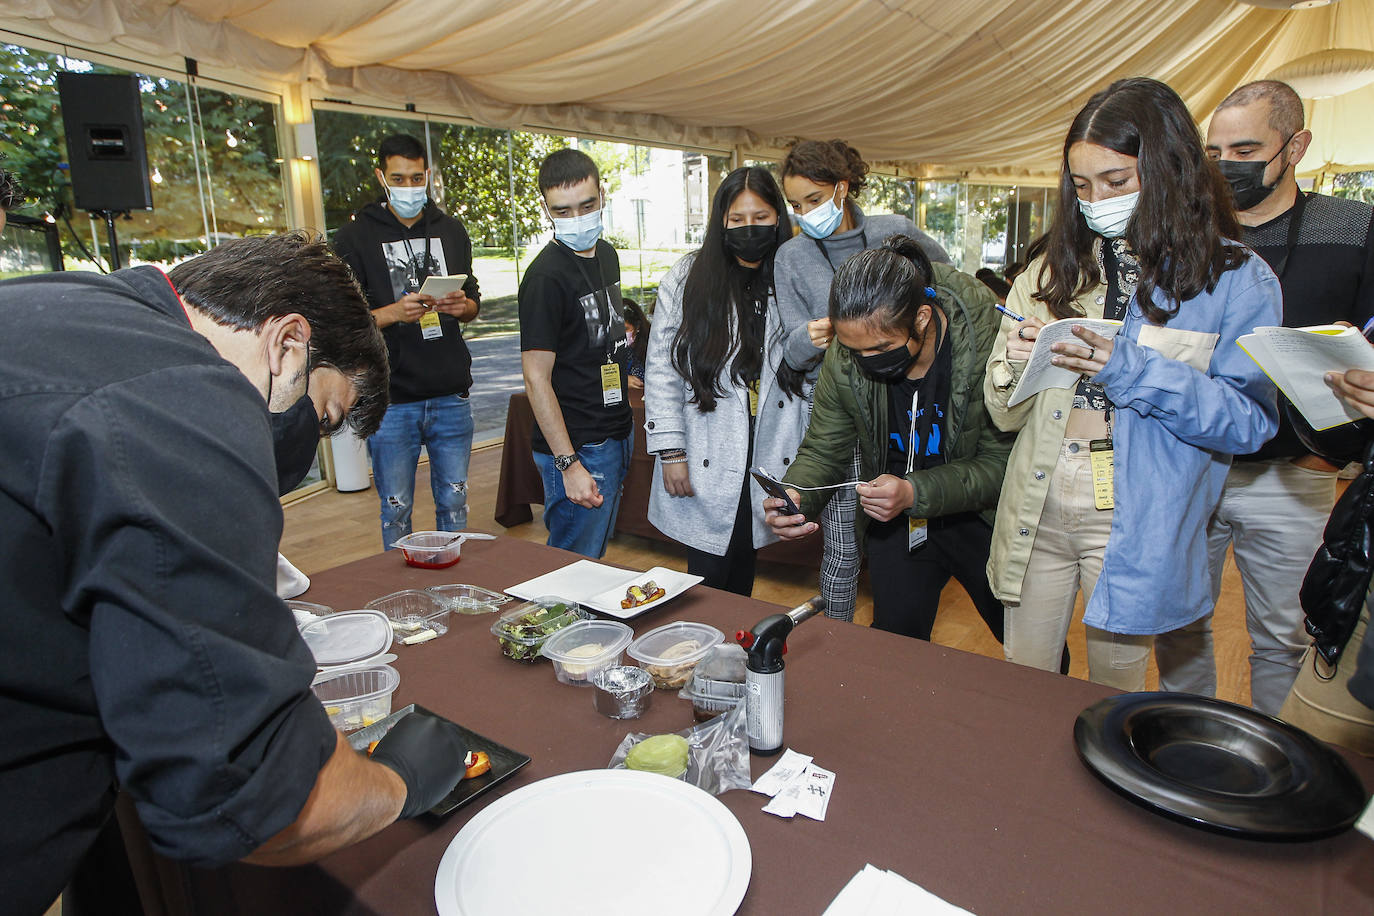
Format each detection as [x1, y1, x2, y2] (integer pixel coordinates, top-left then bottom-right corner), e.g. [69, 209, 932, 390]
[518, 240, 632, 452]
[884, 322, 952, 476]
[1241, 193, 1374, 460]
[332, 201, 481, 403]
[0, 268, 336, 913]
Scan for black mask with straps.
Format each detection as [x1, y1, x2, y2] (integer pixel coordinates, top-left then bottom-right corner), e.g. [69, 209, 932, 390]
[1217, 132, 1296, 212]
[271, 393, 322, 495]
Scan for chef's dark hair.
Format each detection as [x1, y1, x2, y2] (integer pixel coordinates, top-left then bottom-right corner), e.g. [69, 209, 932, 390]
[168, 231, 390, 436]
[828, 235, 935, 332]
[538, 148, 601, 193]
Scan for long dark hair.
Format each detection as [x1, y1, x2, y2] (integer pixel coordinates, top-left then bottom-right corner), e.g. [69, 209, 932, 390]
[671, 166, 800, 411]
[1036, 77, 1246, 324]
[622, 297, 650, 367]
[828, 235, 935, 330]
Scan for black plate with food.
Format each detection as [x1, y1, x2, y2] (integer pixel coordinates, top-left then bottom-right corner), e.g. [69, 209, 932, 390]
[348, 704, 532, 816]
[1074, 692, 1367, 841]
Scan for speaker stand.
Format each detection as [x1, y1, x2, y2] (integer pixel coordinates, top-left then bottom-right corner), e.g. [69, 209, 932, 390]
[90, 210, 129, 271]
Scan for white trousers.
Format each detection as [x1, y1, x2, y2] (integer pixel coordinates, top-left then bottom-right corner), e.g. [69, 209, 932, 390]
[1003, 440, 1153, 691]
[1155, 458, 1337, 715]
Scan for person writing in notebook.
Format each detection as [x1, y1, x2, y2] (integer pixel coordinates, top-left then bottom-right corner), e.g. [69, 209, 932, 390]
[984, 78, 1280, 690]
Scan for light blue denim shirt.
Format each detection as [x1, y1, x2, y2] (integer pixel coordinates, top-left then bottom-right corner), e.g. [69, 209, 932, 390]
[1086, 249, 1281, 635]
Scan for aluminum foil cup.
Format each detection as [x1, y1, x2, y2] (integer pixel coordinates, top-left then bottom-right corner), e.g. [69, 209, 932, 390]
[592, 666, 654, 719]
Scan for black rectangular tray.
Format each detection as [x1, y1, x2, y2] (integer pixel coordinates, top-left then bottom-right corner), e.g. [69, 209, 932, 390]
[347, 704, 531, 816]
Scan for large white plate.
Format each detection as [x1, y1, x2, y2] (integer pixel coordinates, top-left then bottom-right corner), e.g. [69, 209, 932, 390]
[434, 769, 751, 916]
[506, 561, 703, 619]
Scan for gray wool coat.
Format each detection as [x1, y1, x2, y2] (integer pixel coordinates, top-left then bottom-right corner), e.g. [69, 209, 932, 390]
[643, 253, 812, 556]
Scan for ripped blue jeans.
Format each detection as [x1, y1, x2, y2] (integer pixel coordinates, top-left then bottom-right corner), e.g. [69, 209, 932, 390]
[367, 394, 473, 548]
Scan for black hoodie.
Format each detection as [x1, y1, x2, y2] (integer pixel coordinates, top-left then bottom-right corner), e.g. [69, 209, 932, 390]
[332, 200, 481, 403]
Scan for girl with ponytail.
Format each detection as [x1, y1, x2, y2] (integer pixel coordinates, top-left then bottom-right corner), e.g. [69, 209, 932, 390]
[766, 235, 1010, 642]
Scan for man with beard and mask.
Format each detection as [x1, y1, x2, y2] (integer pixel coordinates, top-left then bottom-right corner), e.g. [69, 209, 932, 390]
[0, 232, 471, 916]
[765, 236, 1012, 643]
[332, 133, 481, 549]
[1155, 80, 1374, 715]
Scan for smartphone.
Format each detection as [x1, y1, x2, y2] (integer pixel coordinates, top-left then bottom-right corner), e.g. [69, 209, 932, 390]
[751, 467, 802, 517]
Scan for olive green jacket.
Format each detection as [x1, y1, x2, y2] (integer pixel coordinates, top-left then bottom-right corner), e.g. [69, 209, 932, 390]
[782, 263, 1013, 541]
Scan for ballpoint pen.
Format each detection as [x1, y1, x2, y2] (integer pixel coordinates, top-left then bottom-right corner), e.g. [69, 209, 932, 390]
[994, 304, 1025, 322]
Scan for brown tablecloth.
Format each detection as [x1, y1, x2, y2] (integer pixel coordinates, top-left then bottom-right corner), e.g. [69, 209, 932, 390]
[129, 538, 1374, 915]
[494, 391, 821, 567]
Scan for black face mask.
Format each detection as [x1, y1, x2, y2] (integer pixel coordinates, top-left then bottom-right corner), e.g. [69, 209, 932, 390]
[854, 334, 916, 381]
[723, 224, 777, 263]
[1218, 134, 1294, 211]
[271, 393, 321, 496]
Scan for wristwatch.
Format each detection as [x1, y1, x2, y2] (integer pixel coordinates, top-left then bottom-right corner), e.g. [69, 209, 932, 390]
[554, 453, 579, 472]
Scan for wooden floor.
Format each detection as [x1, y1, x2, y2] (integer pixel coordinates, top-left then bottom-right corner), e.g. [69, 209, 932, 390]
[280, 441, 1259, 705]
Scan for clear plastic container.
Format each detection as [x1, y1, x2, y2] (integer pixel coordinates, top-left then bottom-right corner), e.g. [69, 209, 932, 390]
[365, 589, 451, 640]
[540, 619, 634, 686]
[627, 621, 725, 689]
[312, 665, 400, 731]
[679, 643, 747, 721]
[391, 530, 464, 569]
[490, 596, 589, 663]
[287, 599, 333, 619]
[299, 609, 393, 668]
[426, 583, 511, 615]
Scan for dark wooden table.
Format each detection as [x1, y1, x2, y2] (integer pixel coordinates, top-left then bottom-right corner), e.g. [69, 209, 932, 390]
[128, 537, 1374, 915]
[494, 390, 821, 567]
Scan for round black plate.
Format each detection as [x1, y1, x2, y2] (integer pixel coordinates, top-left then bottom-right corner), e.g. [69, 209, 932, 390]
[1074, 692, 1368, 840]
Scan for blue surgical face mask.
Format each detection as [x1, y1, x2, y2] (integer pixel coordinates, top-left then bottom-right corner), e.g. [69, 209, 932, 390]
[1077, 190, 1139, 239]
[797, 186, 846, 240]
[387, 185, 428, 220]
[552, 207, 604, 252]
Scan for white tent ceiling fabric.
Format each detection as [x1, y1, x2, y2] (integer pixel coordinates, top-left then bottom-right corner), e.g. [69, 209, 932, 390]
[4, 0, 1372, 177]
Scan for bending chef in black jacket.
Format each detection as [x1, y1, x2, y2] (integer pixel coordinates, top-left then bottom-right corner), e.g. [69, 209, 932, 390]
[0, 230, 468, 916]
[333, 133, 482, 548]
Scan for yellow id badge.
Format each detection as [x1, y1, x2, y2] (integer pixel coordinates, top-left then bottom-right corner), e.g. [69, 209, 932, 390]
[908, 516, 928, 552]
[600, 362, 623, 406]
[748, 380, 760, 418]
[1090, 438, 1114, 511]
[419, 308, 443, 340]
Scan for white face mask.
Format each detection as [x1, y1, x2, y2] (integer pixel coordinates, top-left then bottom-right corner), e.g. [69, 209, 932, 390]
[551, 208, 604, 251]
[1077, 190, 1138, 239]
[387, 185, 428, 220]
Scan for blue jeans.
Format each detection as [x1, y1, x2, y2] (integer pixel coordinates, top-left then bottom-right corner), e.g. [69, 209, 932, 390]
[532, 433, 632, 558]
[367, 394, 473, 548]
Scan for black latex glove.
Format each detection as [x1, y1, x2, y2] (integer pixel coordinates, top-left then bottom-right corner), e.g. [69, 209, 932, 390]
[369, 712, 469, 819]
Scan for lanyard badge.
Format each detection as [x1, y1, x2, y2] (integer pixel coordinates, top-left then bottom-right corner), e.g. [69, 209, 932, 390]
[1089, 410, 1114, 511]
[905, 387, 927, 551]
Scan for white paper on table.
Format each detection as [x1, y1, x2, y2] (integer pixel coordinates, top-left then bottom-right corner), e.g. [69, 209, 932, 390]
[1007, 317, 1123, 407]
[750, 748, 812, 797]
[1355, 795, 1374, 841]
[790, 765, 834, 821]
[823, 864, 973, 915]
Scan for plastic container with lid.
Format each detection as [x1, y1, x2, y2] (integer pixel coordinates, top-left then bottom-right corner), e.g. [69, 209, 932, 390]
[627, 621, 725, 689]
[490, 596, 589, 663]
[312, 665, 400, 731]
[299, 609, 400, 731]
[679, 643, 748, 721]
[426, 584, 511, 616]
[365, 589, 451, 642]
[391, 530, 464, 569]
[540, 619, 634, 686]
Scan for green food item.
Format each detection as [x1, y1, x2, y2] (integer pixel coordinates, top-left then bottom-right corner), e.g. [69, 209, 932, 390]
[496, 603, 579, 662]
[625, 734, 689, 777]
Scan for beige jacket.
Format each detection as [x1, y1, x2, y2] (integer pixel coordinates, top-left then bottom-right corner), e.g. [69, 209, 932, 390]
[983, 261, 1107, 604]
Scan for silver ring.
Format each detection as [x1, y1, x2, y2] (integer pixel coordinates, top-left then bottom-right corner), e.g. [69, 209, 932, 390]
[1017, 327, 1028, 340]
[1087, 347, 1096, 361]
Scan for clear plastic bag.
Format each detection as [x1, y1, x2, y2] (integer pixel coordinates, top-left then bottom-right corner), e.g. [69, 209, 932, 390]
[607, 698, 750, 795]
